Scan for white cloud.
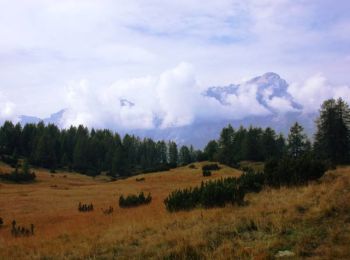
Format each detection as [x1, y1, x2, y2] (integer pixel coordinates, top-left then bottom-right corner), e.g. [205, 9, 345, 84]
[0, 92, 17, 123]
[60, 63, 274, 129]
[288, 74, 350, 113]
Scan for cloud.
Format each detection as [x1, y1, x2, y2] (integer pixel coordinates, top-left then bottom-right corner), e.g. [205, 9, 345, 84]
[0, 92, 17, 123]
[0, 0, 350, 117]
[288, 74, 350, 113]
[60, 63, 274, 129]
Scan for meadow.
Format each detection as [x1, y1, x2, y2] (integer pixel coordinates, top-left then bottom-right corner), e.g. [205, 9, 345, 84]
[0, 162, 350, 259]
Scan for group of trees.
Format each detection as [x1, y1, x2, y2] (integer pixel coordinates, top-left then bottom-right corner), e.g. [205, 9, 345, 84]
[119, 192, 152, 208]
[203, 126, 287, 166]
[0, 159, 36, 183]
[0, 98, 349, 178]
[0, 122, 198, 177]
[203, 98, 350, 166]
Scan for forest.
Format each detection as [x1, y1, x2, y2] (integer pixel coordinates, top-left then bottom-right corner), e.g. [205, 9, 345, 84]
[0, 98, 349, 178]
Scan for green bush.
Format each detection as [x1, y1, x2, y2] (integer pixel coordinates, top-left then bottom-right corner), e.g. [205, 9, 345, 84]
[164, 178, 245, 212]
[142, 164, 172, 173]
[202, 164, 220, 171]
[0, 171, 36, 183]
[119, 192, 152, 208]
[238, 167, 265, 193]
[202, 169, 211, 177]
[264, 156, 327, 187]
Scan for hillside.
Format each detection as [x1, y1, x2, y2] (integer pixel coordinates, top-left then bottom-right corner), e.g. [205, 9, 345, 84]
[0, 162, 349, 259]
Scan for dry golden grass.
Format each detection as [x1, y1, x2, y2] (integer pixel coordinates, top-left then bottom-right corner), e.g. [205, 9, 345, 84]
[0, 162, 349, 259]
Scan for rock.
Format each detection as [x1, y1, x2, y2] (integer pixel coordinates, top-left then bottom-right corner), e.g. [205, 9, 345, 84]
[275, 250, 295, 258]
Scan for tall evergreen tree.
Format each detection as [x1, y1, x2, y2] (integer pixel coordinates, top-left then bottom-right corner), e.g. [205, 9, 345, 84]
[314, 98, 350, 164]
[287, 122, 309, 158]
[168, 141, 178, 167]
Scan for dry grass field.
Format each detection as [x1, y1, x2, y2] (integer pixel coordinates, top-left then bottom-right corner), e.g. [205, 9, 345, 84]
[0, 162, 350, 259]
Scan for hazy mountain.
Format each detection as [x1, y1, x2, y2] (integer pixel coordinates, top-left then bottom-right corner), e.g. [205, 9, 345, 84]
[19, 73, 317, 148]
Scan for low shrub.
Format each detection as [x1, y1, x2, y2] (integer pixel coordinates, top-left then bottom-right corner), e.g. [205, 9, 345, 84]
[136, 177, 145, 182]
[119, 192, 152, 208]
[0, 171, 36, 183]
[202, 164, 221, 171]
[142, 164, 172, 173]
[202, 169, 211, 177]
[164, 178, 244, 212]
[188, 164, 197, 169]
[0, 155, 18, 168]
[238, 167, 265, 193]
[264, 156, 327, 187]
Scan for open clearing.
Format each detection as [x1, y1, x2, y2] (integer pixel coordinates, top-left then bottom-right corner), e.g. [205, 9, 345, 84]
[0, 162, 350, 259]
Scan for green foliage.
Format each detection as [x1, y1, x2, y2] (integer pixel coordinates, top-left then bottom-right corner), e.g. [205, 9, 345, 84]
[238, 168, 265, 193]
[287, 122, 310, 158]
[0, 170, 36, 183]
[164, 178, 245, 212]
[0, 121, 185, 177]
[165, 156, 326, 212]
[202, 169, 211, 177]
[119, 192, 152, 208]
[202, 163, 221, 171]
[264, 156, 327, 187]
[204, 140, 219, 161]
[314, 98, 350, 164]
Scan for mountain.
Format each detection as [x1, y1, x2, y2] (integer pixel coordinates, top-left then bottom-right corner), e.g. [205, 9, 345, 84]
[18, 73, 317, 148]
[19, 109, 65, 125]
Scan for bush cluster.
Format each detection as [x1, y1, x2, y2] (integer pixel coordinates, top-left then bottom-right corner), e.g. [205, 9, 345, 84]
[142, 164, 173, 174]
[119, 192, 152, 208]
[0, 155, 18, 168]
[264, 156, 327, 187]
[238, 168, 265, 193]
[202, 169, 211, 177]
[0, 171, 36, 183]
[164, 156, 327, 212]
[202, 164, 221, 171]
[164, 178, 244, 212]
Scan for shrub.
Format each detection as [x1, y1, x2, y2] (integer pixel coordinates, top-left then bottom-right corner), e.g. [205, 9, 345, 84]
[0, 155, 18, 168]
[142, 164, 172, 173]
[164, 178, 245, 212]
[264, 156, 327, 187]
[202, 169, 211, 177]
[119, 192, 152, 208]
[188, 164, 197, 169]
[0, 171, 36, 183]
[238, 167, 265, 193]
[136, 177, 145, 182]
[202, 164, 221, 171]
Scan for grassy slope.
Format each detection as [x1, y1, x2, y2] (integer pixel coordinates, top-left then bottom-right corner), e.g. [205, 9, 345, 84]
[0, 162, 349, 259]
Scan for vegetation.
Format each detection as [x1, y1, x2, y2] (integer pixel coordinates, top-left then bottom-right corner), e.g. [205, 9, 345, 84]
[0, 161, 350, 259]
[0, 122, 198, 177]
[0, 159, 36, 183]
[165, 156, 326, 212]
[202, 163, 221, 171]
[164, 177, 244, 212]
[202, 169, 212, 177]
[119, 192, 152, 208]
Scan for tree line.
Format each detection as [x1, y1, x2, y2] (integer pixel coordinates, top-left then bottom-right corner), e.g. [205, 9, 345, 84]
[0, 123, 199, 176]
[0, 98, 349, 177]
[203, 98, 350, 166]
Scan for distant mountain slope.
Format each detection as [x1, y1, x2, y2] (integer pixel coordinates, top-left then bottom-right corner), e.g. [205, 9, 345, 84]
[19, 73, 317, 148]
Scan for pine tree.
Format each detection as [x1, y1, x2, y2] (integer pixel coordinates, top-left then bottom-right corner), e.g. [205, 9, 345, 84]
[204, 140, 218, 161]
[287, 122, 309, 158]
[314, 98, 350, 164]
[168, 141, 178, 167]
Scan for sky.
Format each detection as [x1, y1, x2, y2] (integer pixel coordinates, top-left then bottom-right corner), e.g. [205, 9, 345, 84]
[0, 0, 350, 128]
